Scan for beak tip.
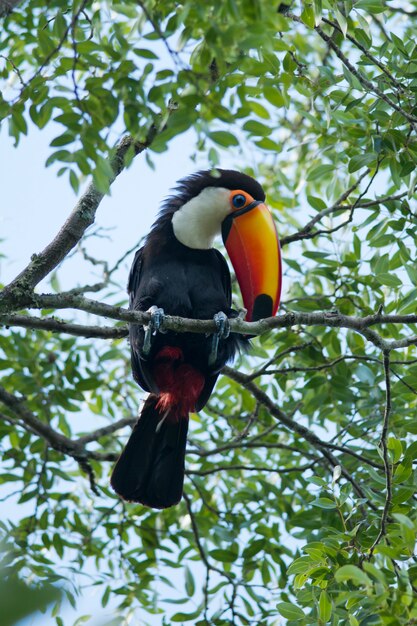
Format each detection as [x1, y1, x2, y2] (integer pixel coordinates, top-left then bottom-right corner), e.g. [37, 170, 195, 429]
[250, 294, 276, 322]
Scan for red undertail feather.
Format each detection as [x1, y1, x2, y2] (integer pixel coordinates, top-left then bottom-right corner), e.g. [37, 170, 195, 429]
[153, 346, 205, 418]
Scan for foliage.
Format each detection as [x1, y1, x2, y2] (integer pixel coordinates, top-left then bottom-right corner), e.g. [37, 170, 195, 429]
[2, 0, 417, 624]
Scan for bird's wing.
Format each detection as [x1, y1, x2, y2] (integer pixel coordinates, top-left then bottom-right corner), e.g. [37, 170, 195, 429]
[127, 247, 157, 393]
[213, 248, 232, 309]
[127, 247, 144, 304]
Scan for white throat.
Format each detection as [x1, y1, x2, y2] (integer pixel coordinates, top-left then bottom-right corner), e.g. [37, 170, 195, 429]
[172, 187, 231, 249]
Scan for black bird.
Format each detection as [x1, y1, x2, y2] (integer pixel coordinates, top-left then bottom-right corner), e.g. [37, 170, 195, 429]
[111, 169, 282, 508]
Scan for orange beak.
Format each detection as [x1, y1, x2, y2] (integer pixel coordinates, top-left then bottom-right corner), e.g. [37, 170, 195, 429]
[222, 201, 282, 322]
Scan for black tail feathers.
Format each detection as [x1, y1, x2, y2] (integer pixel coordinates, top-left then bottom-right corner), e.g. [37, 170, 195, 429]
[110, 395, 188, 509]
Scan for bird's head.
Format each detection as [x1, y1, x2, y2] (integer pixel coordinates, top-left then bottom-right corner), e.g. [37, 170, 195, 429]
[160, 169, 282, 322]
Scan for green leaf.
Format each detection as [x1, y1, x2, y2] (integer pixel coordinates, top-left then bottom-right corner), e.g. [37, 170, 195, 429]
[133, 48, 159, 59]
[11, 108, 28, 136]
[375, 273, 402, 288]
[255, 138, 281, 151]
[335, 565, 372, 586]
[393, 513, 415, 530]
[387, 437, 403, 463]
[242, 120, 271, 136]
[404, 441, 417, 461]
[276, 602, 305, 620]
[263, 86, 285, 107]
[301, 5, 315, 28]
[50, 271, 61, 293]
[69, 169, 79, 193]
[101, 586, 111, 608]
[288, 556, 315, 575]
[355, 0, 387, 13]
[334, 8, 347, 37]
[209, 549, 238, 563]
[208, 131, 239, 147]
[314, 0, 322, 25]
[307, 164, 335, 181]
[0, 577, 61, 626]
[307, 195, 327, 210]
[348, 153, 376, 173]
[185, 567, 195, 597]
[172, 608, 203, 622]
[312, 498, 337, 509]
[53, 13, 67, 39]
[319, 590, 332, 622]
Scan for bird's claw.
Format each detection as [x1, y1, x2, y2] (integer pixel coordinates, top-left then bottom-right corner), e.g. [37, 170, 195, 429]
[214, 311, 231, 339]
[143, 306, 166, 356]
[209, 311, 230, 367]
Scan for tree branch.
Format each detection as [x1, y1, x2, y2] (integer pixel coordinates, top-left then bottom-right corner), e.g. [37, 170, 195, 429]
[3, 299, 417, 352]
[0, 386, 128, 466]
[0, 387, 80, 455]
[183, 491, 235, 583]
[188, 463, 315, 476]
[22, 298, 417, 347]
[223, 366, 379, 508]
[287, 12, 417, 127]
[281, 168, 370, 246]
[322, 17, 404, 93]
[369, 352, 393, 556]
[0, 313, 128, 339]
[8, 1, 89, 104]
[76, 417, 136, 445]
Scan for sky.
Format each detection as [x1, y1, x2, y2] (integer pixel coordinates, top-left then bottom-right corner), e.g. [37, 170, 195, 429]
[1, 124, 199, 288]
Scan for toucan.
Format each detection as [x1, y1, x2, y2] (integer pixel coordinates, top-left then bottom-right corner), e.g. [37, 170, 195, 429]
[111, 169, 282, 508]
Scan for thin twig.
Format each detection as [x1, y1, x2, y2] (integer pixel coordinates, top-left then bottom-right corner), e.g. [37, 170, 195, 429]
[368, 352, 393, 557]
[0, 313, 128, 339]
[281, 168, 371, 246]
[183, 491, 235, 582]
[288, 12, 417, 127]
[223, 366, 379, 508]
[188, 462, 315, 476]
[322, 17, 404, 92]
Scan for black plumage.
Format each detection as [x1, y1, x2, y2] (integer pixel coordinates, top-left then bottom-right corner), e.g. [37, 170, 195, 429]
[111, 169, 265, 508]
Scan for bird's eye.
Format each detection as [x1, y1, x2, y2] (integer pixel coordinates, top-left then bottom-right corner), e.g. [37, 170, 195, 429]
[232, 194, 246, 209]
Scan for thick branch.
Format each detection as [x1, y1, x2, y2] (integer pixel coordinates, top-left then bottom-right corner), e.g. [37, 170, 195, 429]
[0, 387, 81, 455]
[0, 386, 133, 462]
[2, 296, 417, 351]
[10, 296, 417, 351]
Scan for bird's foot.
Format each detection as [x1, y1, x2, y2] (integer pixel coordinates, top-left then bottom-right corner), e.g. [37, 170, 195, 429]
[143, 306, 166, 356]
[209, 311, 231, 367]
